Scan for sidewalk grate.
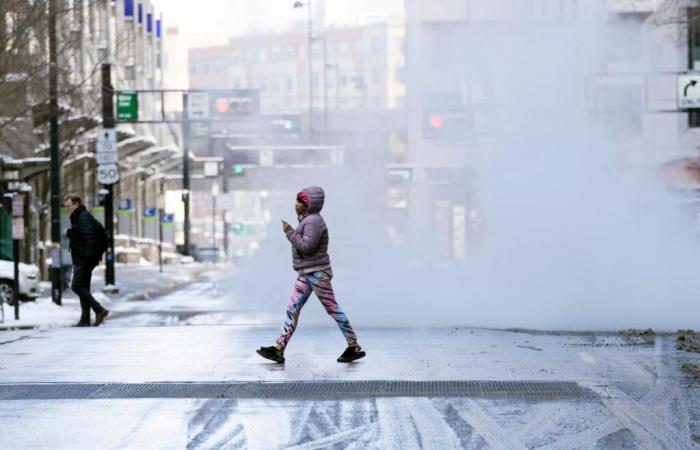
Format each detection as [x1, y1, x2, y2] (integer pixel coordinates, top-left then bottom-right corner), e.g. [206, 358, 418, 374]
[0, 380, 594, 401]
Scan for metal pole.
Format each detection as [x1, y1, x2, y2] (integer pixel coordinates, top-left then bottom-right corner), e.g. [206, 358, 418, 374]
[222, 210, 229, 261]
[307, 1, 313, 143]
[49, 0, 62, 306]
[13, 239, 19, 320]
[158, 208, 163, 273]
[182, 93, 191, 256]
[323, 35, 328, 143]
[102, 64, 116, 289]
[211, 190, 216, 249]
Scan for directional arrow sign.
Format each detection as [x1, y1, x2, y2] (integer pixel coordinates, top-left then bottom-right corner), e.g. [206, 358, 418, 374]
[678, 75, 700, 109]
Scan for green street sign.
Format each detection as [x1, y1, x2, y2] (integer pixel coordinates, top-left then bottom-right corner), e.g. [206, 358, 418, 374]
[117, 92, 138, 121]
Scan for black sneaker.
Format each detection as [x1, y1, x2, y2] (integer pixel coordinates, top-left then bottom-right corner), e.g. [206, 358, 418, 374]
[337, 345, 366, 363]
[74, 321, 91, 327]
[94, 309, 110, 327]
[257, 346, 285, 363]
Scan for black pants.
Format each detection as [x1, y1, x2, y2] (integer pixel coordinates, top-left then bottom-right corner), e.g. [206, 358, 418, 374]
[71, 264, 104, 323]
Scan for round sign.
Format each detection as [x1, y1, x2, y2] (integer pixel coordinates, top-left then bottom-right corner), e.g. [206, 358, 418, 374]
[97, 163, 120, 185]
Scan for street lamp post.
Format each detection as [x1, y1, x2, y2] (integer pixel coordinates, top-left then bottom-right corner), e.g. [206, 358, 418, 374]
[294, 1, 313, 142]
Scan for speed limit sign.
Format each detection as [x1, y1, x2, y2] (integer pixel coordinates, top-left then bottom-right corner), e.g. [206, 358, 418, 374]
[97, 163, 120, 185]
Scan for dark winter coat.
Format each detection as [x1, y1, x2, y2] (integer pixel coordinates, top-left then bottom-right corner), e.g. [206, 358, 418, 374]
[286, 186, 331, 272]
[67, 205, 100, 266]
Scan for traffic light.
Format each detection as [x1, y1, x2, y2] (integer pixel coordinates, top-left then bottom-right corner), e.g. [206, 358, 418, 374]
[264, 114, 300, 135]
[231, 165, 245, 176]
[210, 89, 260, 117]
[423, 105, 472, 144]
[387, 168, 413, 184]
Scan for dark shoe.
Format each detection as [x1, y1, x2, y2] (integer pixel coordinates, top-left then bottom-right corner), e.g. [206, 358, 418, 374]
[74, 321, 91, 327]
[94, 309, 110, 327]
[256, 346, 285, 363]
[337, 345, 366, 363]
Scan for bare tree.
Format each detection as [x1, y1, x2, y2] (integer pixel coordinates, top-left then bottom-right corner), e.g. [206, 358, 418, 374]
[0, 0, 124, 159]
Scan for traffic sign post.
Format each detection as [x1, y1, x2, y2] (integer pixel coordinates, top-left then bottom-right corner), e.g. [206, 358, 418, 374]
[11, 194, 23, 320]
[678, 75, 700, 109]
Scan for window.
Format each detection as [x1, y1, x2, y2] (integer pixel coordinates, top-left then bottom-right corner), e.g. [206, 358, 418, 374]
[246, 49, 256, 64]
[311, 41, 322, 60]
[259, 76, 267, 91]
[298, 45, 306, 61]
[190, 65, 197, 75]
[284, 47, 294, 61]
[339, 41, 349, 56]
[259, 49, 267, 64]
[271, 46, 280, 62]
[232, 78, 241, 89]
[690, 8, 700, 127]
[354, 39, 365, 54]
[285, 75, 293, 91]
[232, 51, 240, 64]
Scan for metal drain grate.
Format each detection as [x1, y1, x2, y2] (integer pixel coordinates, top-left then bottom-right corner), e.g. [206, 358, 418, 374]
[0, 380, 594, 401]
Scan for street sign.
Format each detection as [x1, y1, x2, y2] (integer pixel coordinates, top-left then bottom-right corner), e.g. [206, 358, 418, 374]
[187, 92, 210, 120]
[97, 163, 120, 184]
[96, 152, 118, 164]
[204, 161, 219, 177]
[117, 91, 139, 121]
[96, 129, 117, 151]
[119, 198, 133, 210]
[96, 128, 118, 164]
[12, 218, 24, 239]
[259, 150, 274, 167]
[678, 75, 700, 109]
[11, 195, 24, 217]
[143, 207, 157, 217]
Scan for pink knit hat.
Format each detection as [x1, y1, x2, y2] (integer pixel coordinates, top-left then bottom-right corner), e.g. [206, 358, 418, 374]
[296, 191, 309, 206]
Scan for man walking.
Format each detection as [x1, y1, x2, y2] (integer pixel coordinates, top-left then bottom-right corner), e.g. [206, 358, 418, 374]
[64, 195, 109, 327]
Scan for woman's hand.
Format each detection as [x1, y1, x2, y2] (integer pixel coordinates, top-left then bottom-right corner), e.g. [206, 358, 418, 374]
[282, 220, 293, 233]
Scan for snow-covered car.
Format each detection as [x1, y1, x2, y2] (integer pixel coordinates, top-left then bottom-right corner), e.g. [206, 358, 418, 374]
[0, 259, 40, 304]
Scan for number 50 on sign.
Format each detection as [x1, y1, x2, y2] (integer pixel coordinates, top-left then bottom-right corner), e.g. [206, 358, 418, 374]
[97, 163, 120, 185]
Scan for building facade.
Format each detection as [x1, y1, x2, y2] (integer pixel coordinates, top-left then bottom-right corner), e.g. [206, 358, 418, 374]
[402, 0, 700, 264]
[189, 22, 405, 112]
[0, 0, 177, 272]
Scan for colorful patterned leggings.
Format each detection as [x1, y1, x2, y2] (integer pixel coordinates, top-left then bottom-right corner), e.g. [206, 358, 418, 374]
[276, 269, 358, 350]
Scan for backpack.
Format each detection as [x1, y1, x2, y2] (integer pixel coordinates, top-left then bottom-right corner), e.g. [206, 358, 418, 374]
[91, 216, 109, 259]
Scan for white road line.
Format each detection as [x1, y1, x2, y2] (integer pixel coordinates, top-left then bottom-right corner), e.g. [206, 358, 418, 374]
[402, 398, 462, 449]
[592, 385, 697, 450]
[375, 398, 422, 450]
[452, 399, 529, 450]
[579, 352, 597, 365]
[538, 420, 622, 450]
[285, 424, 376, 450]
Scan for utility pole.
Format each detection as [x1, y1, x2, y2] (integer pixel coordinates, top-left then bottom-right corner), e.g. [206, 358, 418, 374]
[158, 208, 163, 273]
[322, 35, 328, 144]
[182, 93, 191, 256]
[307, 1, 313, 143]
[102, 64, 117, 290]
[48, 0, 62, 305]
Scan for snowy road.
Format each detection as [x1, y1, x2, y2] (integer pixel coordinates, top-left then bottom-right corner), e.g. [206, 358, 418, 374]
[0, 267, 698, 449]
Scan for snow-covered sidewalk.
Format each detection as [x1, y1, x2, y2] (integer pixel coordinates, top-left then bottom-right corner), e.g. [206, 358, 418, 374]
[0, 262, 212, 330]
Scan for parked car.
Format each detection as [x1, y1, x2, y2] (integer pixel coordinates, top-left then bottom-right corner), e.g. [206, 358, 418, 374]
[196, 247, 220, 263]
[0, 260, 40, 305]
